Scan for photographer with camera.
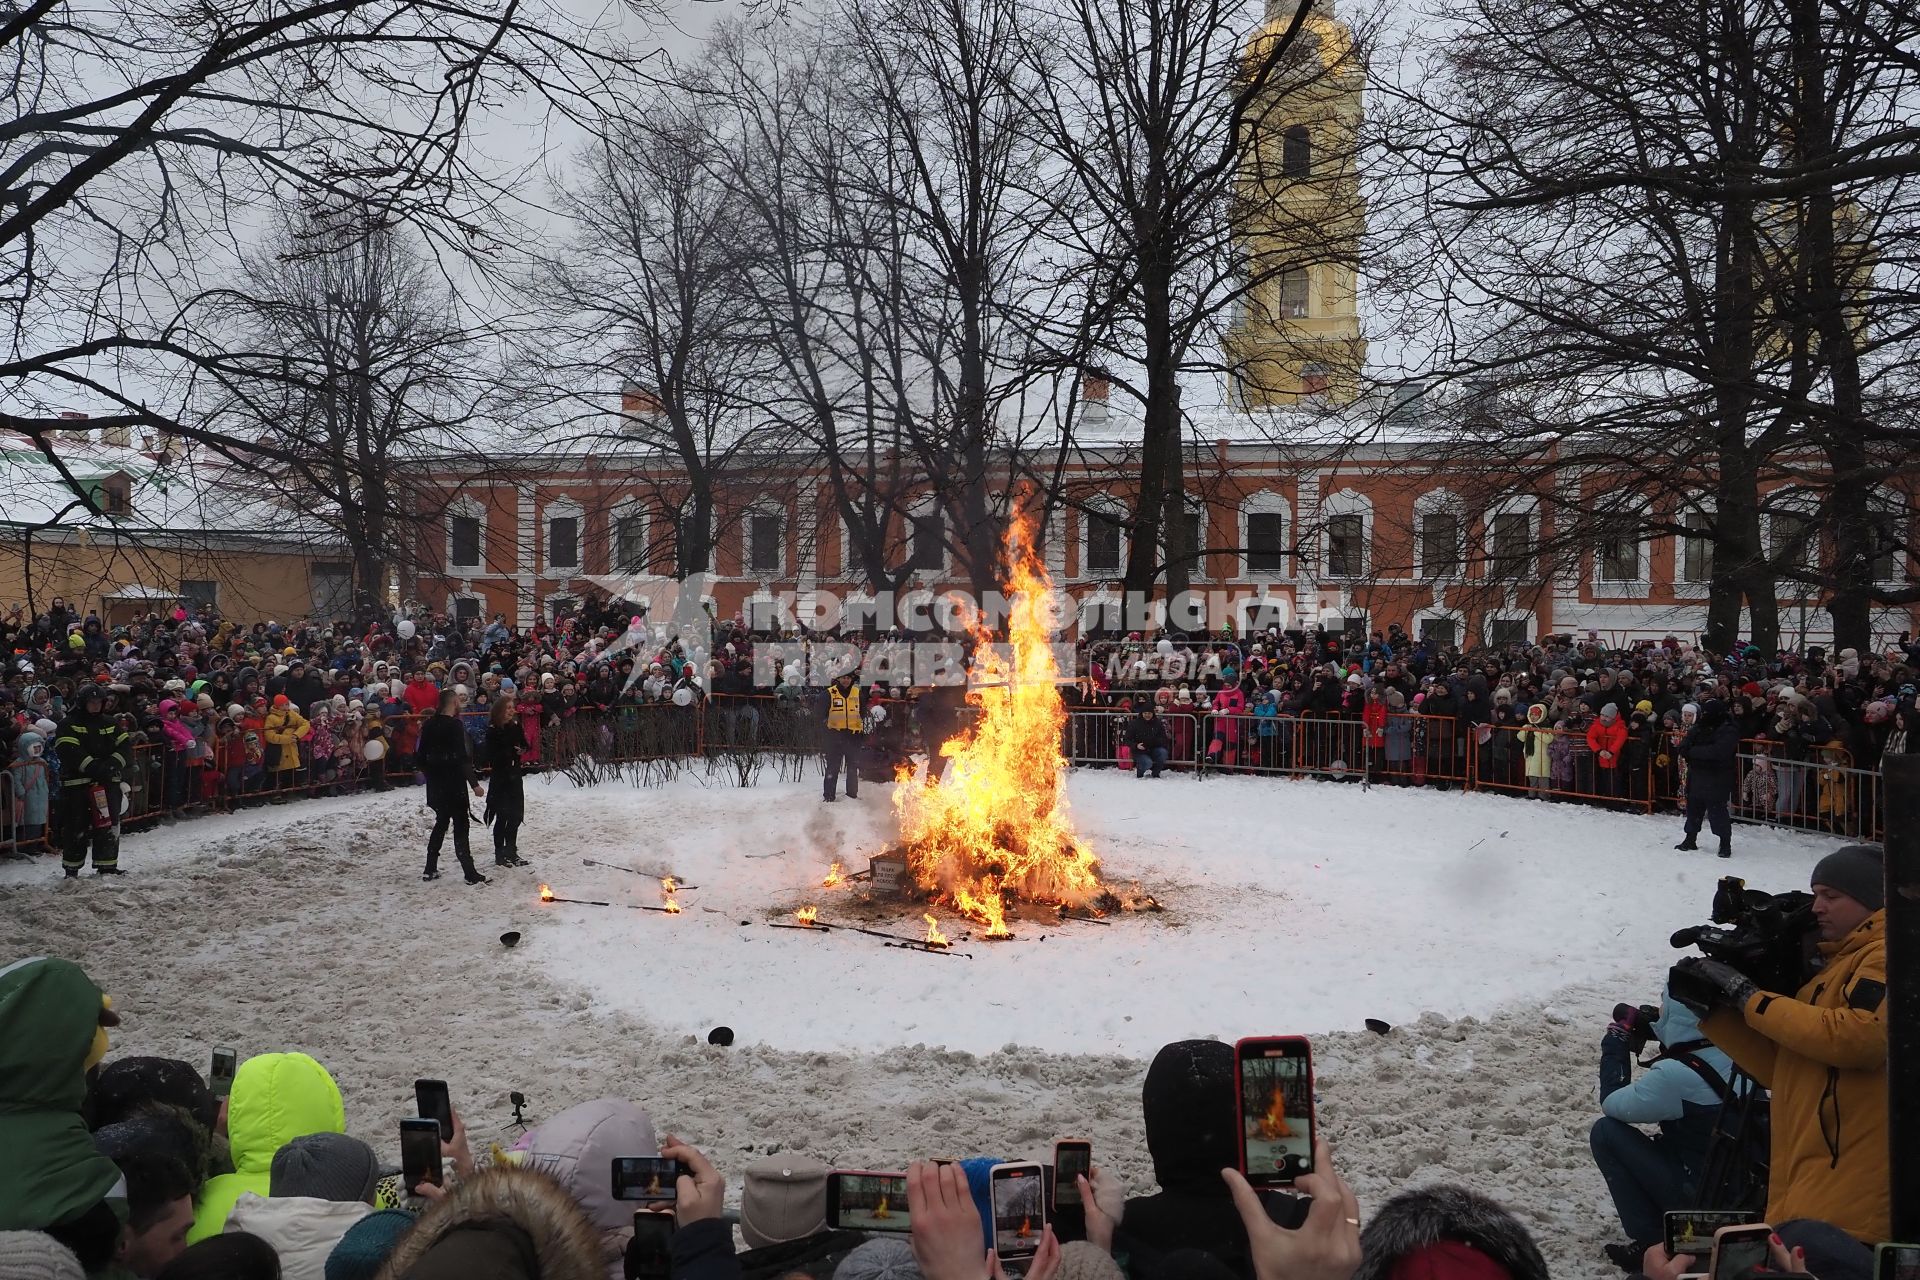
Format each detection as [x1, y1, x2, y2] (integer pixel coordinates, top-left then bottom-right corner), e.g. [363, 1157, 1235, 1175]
[1589, 987, 1740, 1269]
[1672, 846, 1889, 1245]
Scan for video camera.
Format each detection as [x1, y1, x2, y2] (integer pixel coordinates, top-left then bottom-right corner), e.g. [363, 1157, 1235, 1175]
[1668, 876, 1815, 1010]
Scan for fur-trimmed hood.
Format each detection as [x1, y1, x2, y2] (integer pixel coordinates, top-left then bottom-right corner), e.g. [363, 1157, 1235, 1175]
[1351, 1186, 1549, 1280]
[374, 1166, 608, 1280]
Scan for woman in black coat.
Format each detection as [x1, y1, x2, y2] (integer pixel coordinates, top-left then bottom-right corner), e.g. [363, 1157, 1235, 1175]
[483, 690, 529, 868]
[417, 688, 487, 884]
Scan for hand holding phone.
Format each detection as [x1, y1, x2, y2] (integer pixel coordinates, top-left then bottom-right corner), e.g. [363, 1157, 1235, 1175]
[827, 1171, 911, 1233]
[612, 1157, 685, 1205]
[626, 1211, 675, 1280]
[414, 1078, 454, 1143]
[400, 1118, 443, 1194]
[1708, 1225, 1773, 1280]
[989, 1162, 1047, 1268]
[1234, 1037, 1315, 1187]
[1052, 1142, 1091, 1209]
[1664, 1211, 1758, 1259]
[210, 1048, 238, 1099]
[1221, 1140, 1361, 1280]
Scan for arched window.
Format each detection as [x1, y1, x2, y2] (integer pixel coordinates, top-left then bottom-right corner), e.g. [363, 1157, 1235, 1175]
[1240, 491, 1292, 579]
[1320, 489, 1372, 580]
[1281, 125, 1312, 178]
[1412, 489, 1465, 581]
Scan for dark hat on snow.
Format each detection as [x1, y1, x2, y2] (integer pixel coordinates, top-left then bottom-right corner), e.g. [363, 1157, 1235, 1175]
[271, 1132, 380, 1203]
[1810, 844, 1884, 912]
[1141, 1040, 1237, 1193]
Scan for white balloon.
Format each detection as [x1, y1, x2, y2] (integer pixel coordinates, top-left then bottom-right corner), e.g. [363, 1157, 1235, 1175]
[1156, 638, 1174, 655]
[672, 686, 693, 707]
[363, 738, 387, 761]
[870, 705, 887, 723]
[397, 620, 417, 640]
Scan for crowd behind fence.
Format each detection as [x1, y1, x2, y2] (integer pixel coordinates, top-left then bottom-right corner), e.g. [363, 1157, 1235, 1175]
[3, 700, 1893, 859]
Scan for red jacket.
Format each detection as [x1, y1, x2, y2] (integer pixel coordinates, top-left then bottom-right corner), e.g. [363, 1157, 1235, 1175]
[403, 678, 441, 716]
[1586, 716, 1629, 768]
[1362, 701, 1388, 747]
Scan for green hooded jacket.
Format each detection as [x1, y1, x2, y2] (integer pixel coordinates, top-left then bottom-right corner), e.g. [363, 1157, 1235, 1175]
[0, 957, 126, 1230]
[187, 1052, 345, 1243]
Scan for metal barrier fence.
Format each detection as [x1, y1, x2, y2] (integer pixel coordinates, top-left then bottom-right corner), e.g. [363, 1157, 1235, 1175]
[5, 699, 1896, 858]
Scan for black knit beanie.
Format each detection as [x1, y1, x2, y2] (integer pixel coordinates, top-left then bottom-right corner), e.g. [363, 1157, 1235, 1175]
[1141, 1040, 1238, 1194]
[1810, 844, 1884, 912]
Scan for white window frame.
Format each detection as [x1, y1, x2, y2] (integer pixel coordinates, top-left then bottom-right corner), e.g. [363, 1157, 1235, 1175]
[1410, 607, 1466, 648]
[542, 497, 584, 578]
[1483, 498, 1539, 582]
[1240, 490, 1293, 581]
[1412, 488, 1466, 582]
[742, 503, 786, 579]
[1320, 488, 1372, 581]
[1674, 499, 1714, 597]
[446, 497, 485, 572]
[1593, 500, 1651, 594]
[1079, 500, 1128, 581]
[608, 500, 650, 577]
[1168, 503, 1208, 582]
[1868, 499, 1910, 587]
[1482, 608, 1536, 647]
[903, 498, 948, 578]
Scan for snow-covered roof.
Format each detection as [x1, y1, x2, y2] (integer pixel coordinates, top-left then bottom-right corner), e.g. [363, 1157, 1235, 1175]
[0, 430, 343, 549]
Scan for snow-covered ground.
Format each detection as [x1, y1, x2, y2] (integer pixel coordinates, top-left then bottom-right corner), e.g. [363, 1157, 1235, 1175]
[0, 769, 1849, 1278]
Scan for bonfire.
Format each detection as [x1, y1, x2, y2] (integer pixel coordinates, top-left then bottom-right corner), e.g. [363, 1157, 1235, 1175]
[892, 510, 1102, 936]
[1256, 1085, 1296, 1142]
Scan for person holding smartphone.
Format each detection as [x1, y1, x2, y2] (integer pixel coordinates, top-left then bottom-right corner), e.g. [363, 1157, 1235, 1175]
[416, 687, 487, 884]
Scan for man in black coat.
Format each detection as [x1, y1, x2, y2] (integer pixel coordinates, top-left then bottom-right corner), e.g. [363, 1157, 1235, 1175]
[417, 688, 488, 884]
[1676, 698, 1740, 857]
[1126, 704, 1171, 778]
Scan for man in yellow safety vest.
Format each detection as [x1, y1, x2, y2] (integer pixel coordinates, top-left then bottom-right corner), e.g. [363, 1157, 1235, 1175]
[822, 670, 864, 802]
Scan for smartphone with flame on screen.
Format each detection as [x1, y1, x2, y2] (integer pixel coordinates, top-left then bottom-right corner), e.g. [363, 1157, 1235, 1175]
[1234, 1036, 1315, 1188]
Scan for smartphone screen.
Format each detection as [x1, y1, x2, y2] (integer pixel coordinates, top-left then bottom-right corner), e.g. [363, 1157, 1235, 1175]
[414, 1078, 453, 1143]
[611, 1157, 684, 1204]
[210, 1048, 238, 1099]
[826, 1172, 910, 1233]
[1666, 1211, 1758, 1257]
[1710, 1229, 1773, 1280]
[400, 1118, 443, 1191]
[990, 1163, 1047, 1262]
[628, 1211, 675, 1280]
[1877, 1244, 1920, 1280]
[1053, 1142, 1091, 1208]
[1235, 1037, 1315, 1186]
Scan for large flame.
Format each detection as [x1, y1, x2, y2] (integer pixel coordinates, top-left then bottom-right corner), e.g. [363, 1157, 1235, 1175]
[893, 509, 1100, 935]
[1256, 1085, 1295, 1142]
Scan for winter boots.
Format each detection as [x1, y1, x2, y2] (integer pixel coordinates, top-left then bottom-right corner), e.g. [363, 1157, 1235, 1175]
[1675, 836, 1699, 851]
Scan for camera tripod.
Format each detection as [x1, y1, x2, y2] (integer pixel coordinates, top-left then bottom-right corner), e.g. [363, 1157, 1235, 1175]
[1694, 1066, 1771, 1212]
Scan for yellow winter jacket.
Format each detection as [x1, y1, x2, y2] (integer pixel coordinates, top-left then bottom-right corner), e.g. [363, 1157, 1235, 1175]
[1703, 910, 1888, 1243]
[262, 706, 311, 772]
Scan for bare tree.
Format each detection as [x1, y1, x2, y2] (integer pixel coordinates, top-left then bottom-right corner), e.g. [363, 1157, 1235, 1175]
[1016, 0, 1366, 606]
[205, 213, 493, 607]
[0, 0, 652, 501]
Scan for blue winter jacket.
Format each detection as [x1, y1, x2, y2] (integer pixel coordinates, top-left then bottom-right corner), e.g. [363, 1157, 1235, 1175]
[1599, 994, 1736, 1125]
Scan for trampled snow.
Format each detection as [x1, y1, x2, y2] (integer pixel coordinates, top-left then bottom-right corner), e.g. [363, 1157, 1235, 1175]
[0, 768, 1851, 1278]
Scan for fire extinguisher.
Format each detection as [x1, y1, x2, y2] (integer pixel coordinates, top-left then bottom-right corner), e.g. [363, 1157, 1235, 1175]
[90, 783, 112, 829]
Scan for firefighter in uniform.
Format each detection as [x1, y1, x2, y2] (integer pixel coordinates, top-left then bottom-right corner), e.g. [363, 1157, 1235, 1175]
[821, 669, 864, 802]
[54, 684, 130, 876]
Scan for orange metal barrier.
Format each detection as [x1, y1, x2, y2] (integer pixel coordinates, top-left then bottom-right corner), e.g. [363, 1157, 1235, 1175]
[1470, 723, 1655, 812]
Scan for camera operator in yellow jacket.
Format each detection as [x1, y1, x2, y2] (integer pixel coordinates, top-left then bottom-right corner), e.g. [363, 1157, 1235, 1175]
[1671, 845, 1888, 1244]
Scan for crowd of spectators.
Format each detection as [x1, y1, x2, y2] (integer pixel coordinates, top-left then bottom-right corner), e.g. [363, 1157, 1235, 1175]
[0, 954, 1889, 1280]
[5, 595, 1918, 866]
